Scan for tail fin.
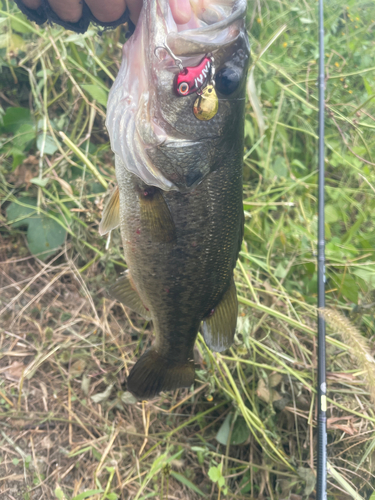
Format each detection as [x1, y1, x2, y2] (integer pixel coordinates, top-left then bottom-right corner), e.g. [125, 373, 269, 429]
[127, 349, 195, 399]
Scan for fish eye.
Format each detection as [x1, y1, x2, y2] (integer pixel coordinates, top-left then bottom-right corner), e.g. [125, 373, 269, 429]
[178, 82, 190, 95]
[215, 66, 242, 95]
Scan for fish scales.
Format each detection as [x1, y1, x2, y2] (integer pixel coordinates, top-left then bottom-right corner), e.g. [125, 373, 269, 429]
[104, 0, 250, 399]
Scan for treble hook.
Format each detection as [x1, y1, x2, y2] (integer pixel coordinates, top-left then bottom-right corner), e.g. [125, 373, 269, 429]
[154, 40, 184, 71]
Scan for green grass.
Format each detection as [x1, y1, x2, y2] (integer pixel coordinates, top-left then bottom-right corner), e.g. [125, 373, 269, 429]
[0, 0, 375, 498]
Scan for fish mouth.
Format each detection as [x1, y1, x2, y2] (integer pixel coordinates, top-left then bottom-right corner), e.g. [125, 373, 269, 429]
[106, 0, 247, 192]
[165, 1, 247, 57]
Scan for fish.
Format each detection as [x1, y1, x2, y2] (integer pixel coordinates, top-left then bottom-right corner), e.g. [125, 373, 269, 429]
[102, 0, 250, 399]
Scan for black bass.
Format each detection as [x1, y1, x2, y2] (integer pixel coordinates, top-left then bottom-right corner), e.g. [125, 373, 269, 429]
[101, 0, 250, 399]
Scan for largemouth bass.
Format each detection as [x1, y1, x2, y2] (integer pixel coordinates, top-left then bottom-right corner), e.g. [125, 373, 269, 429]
[101, 0, 250, 399]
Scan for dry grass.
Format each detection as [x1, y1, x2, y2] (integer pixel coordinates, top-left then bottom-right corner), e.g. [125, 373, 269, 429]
[1, 239, 375, 499]
[0, 245, 214, 499]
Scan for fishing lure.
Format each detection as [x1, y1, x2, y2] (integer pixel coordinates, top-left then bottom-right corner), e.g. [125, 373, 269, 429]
[155, 42, 219, 121]
[193, 84, 218, 121]
[175, 56, 213, 96]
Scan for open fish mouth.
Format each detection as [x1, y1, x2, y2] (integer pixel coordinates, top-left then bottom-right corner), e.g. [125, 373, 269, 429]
[166, 1, 247, 56]
[106, 0, 247, 191]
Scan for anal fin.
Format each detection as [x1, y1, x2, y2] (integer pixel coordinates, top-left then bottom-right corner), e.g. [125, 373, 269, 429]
[202, 278, 238, 352]
[109, 271, 152, 320]
[99, 186, 120, 236]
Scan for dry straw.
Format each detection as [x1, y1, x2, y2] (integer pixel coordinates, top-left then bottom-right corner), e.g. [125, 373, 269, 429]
[319, 308, 375, 405]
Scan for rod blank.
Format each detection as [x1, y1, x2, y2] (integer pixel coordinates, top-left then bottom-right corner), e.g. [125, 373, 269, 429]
[317, 0, 327, 498]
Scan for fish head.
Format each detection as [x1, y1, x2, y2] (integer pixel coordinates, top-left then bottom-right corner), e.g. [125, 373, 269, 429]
[106, 0, 250, 191]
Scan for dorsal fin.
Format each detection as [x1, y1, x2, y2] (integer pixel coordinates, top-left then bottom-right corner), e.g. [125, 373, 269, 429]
[99, 186, 120, 236]
[202, 278, 238, 352]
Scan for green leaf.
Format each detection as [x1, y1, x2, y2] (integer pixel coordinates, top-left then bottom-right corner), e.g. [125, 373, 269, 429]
[231, 417, 250, 445]
[208, 464, 222, 483]
[37, 134, 59, 155]
[92, 448, 102, 462]
[6, 198, 67, 260]
[30, 177, 49, 187]
[352, 269, 375, 287]
[239, 471, 251, 494]
[216, 413, 249, 446]
[291, 159, 307, 171]
[11, 149, 26, 170]
[265, 80, 277, 99]
[65, 30, 96, 44]
[81, 85, 108, 107]
[121, 391, 138, 405]
[340, 274, 358, 304]
[297, 466, 316, 496]
[27, 214, 67, 260]
[275, 263, 287, 279]
[6, 197, 37, 228]
[170, 471, 205, 496]
[0, 34, 8, 49]
[91, 384, 113, 404]
[215, 413, 231, 445]
[9, 33, 25, 51]
[362, 77, 373, 96]
[10, 13, 34, 34]
[272, 156, 287, 178]
[325, 204, 340, 224]
[105, 493, 118, 500]
[369, 490, 375, 500]
[2, 107, 33, 134]
[71, 490, 103, 500]
[218, 476, 225, 488]
[244, 119, 254, 143]
[12, 123, 35, 151]
[54, 487, 65, 500]
[81, 374, 90, 396]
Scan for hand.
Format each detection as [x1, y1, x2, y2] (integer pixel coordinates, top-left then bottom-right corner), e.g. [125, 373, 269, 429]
[20, 0, 192, 26]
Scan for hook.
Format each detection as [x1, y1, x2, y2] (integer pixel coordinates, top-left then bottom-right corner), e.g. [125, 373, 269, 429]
[154, 40, 184, 71]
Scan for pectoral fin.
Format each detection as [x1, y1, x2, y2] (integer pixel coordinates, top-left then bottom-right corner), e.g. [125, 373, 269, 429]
[109, 271, 152, 320]
[99, 186, 120, 236]
[202, 278, 238, 352]
[139, 187, 176, 243]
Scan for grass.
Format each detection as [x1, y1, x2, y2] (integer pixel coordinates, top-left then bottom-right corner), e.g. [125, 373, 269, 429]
[0, 0, 375, 498]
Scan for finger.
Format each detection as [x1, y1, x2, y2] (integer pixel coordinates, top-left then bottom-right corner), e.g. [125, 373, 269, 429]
[48, 0, 83, 23]
[85, 0, 127, 22]
[170, 0, 192, 24]
[126, 0, 143, 24]
[22, 0, 42, 7]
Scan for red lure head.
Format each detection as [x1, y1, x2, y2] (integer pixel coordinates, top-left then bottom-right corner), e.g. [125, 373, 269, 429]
[175, 56, 212, 96]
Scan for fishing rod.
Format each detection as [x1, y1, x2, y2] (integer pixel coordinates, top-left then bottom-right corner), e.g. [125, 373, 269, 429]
[317, 0, 327, 498]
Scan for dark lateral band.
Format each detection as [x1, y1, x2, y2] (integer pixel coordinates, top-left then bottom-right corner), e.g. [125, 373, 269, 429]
[13, 0, 135, 35]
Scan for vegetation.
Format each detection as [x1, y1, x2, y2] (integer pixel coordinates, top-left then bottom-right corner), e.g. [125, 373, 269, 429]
[1, 0, 375, 498]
